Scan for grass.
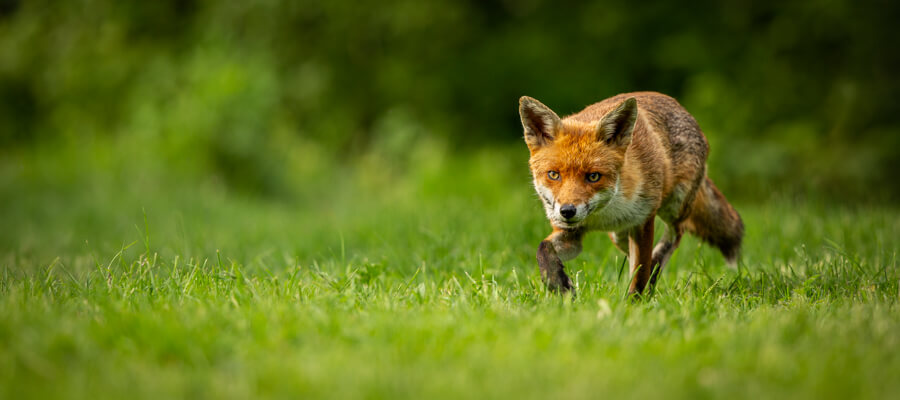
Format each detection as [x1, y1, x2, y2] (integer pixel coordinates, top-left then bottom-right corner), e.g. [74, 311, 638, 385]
[1, 144, 898, 399]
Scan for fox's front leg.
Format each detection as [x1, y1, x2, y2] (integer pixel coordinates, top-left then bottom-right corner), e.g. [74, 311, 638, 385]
[627, 215, 656, 298]
[536, 228, 584, 293]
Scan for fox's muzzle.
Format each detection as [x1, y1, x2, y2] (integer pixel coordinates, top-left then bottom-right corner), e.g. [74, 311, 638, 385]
[559, 204, 577, 219]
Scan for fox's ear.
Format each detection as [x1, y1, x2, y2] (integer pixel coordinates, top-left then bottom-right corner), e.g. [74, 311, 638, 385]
[597, 97, 638, 147]
[519, 96, 560, 149]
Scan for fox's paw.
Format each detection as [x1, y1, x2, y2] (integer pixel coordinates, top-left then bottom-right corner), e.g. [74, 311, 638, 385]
[537, 240, 575, 295]
[543, 270, 574, 294]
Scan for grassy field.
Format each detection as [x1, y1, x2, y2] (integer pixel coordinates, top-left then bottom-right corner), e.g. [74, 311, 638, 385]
[1, 144, 898, 399]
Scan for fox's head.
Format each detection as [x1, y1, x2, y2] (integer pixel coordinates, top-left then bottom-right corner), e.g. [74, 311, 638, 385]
[519, 96, 638, 229]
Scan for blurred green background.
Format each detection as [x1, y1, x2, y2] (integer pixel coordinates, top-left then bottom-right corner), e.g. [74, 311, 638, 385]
[1, 4, 899, 398]
[1, 0, 898, 203]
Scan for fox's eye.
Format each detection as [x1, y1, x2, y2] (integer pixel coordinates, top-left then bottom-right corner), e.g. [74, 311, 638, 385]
[547, 171, 560, 181]
[586, 172, 601, 182]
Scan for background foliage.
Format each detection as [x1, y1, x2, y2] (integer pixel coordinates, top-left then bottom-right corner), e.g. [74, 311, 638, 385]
[1, 2, 899, 399]
[1, 0, 898, 201]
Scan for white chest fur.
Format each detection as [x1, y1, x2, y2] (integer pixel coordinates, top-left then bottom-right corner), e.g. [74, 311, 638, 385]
[584, 179, 655, 232]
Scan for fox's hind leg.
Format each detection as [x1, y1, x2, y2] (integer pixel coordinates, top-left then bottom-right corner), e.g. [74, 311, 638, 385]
[649, 220, 684, 287]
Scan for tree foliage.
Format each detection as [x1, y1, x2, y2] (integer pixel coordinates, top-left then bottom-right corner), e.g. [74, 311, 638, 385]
[0, 0, 897, 200]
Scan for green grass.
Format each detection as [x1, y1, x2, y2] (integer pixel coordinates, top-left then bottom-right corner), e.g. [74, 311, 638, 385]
[1, 145, 898, 399]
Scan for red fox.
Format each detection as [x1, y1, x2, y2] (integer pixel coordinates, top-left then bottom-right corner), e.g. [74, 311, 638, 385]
[519, 92, 743, 298]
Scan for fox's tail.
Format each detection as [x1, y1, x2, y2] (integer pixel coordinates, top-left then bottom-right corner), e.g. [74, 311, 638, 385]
[684, 177, 744, 265]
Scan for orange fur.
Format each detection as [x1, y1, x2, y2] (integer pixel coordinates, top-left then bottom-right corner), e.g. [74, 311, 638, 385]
[520, 92, 743, 298]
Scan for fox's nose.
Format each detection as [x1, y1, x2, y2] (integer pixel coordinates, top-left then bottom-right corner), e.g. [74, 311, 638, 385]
[559, 204, 577, 219]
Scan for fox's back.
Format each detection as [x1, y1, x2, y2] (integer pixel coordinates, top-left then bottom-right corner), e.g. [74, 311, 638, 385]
[566, 92, 709, 164]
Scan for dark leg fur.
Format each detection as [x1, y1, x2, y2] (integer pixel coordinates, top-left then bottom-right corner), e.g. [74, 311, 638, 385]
[649, 222, 683, 287]
[536, 240, 573, 293]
